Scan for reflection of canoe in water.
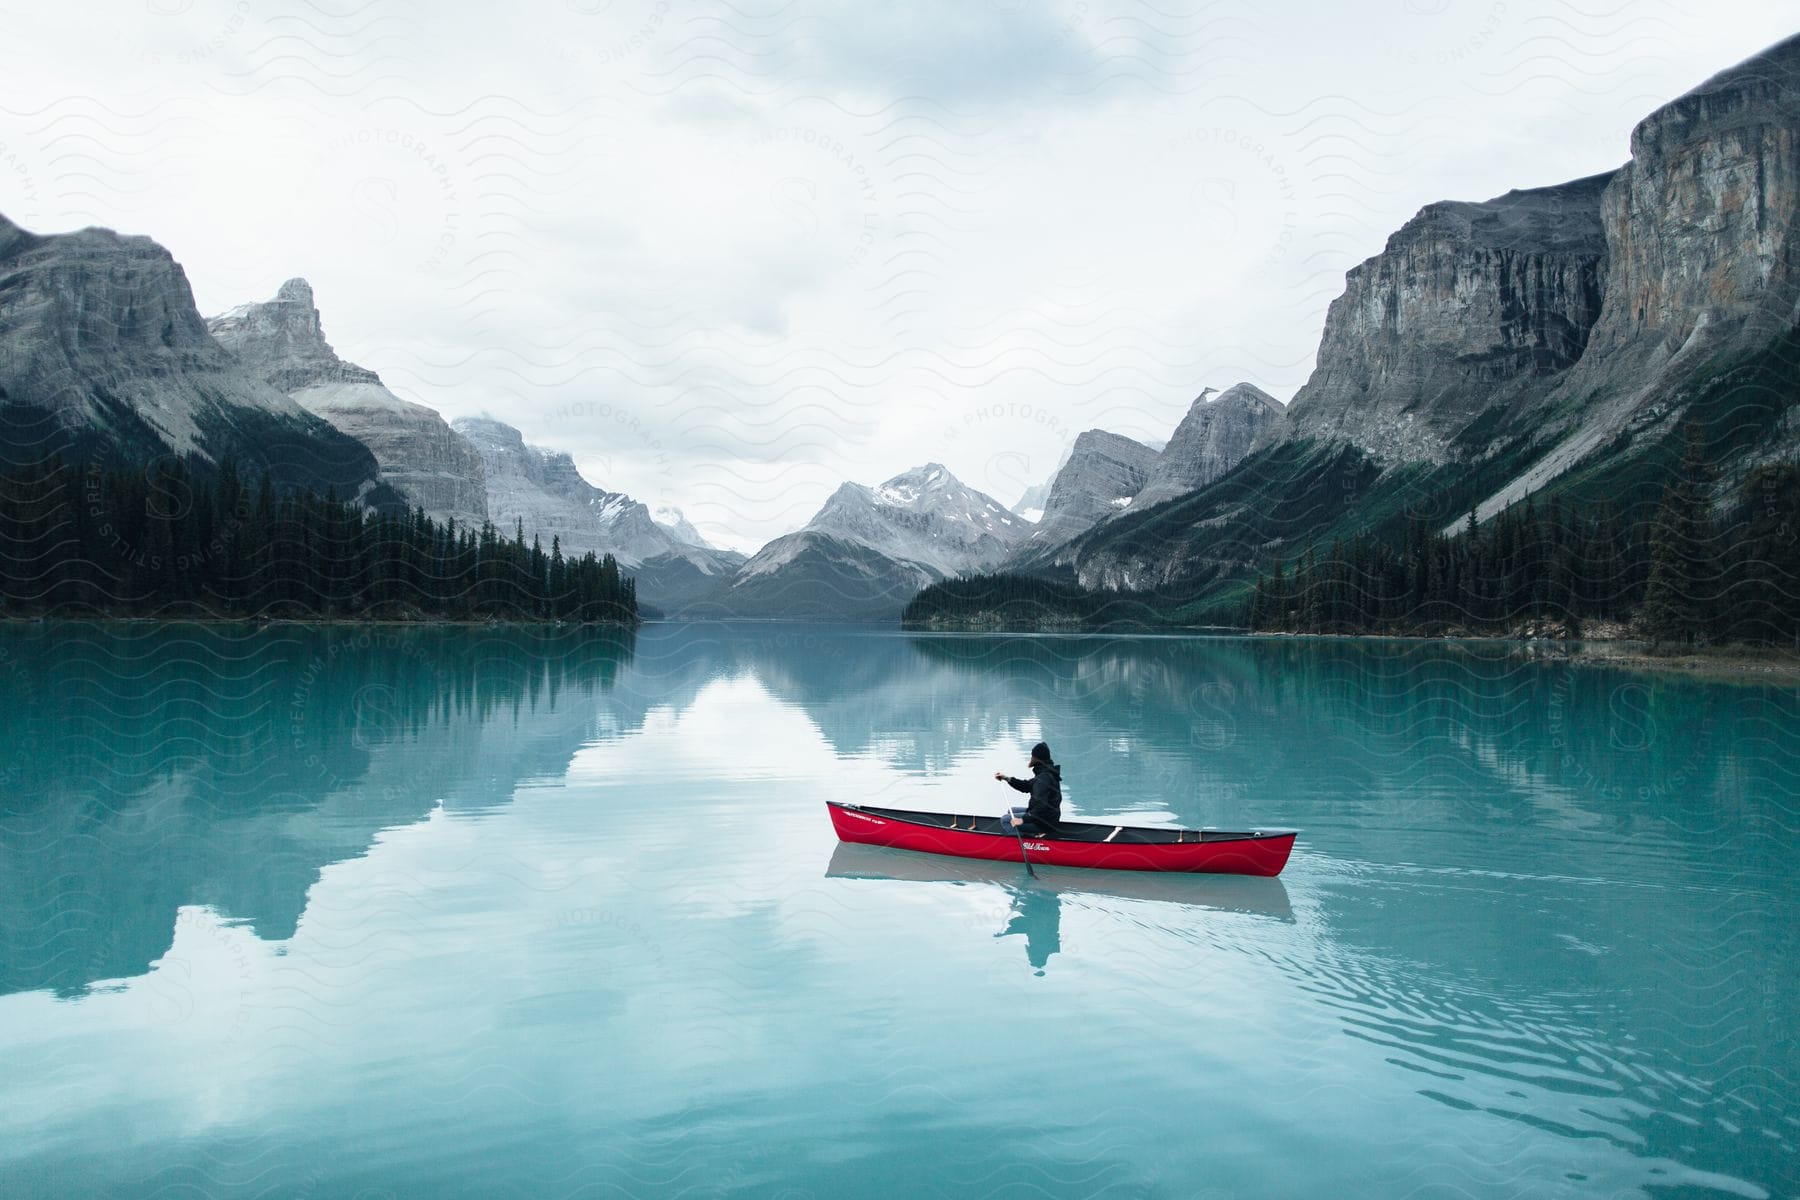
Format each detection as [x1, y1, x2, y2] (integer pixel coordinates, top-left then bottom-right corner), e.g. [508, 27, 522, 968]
[825, 842, 1295, 922]
[827, 801, 1297, 876]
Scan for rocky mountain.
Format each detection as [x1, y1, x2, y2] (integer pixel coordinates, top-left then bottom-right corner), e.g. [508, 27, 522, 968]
[1125, 384, 1288, 512]
[1023, 429, 1160, 547]
[811, 464, 1029, 575]
[1035, 33, 1800, 602]
[207, 279, 489, 527]
[453, 416, 670, 560]
[452, 416, 742, 608]
[709, 530, 941, 620]
[0, 213, 382, 495]
[1461, 31, 1800, 520]
[1004, 386, 1285, 573]
[1285, 174, 1612, 465]
[712, 464, 1027, 618]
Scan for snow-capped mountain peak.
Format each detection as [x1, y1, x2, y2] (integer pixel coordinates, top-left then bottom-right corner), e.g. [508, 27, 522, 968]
[653, 505, 715, 551]
[874, 463, 954, 506]
[716, 462, 1032, 618]
[801, 463, 1029, 577]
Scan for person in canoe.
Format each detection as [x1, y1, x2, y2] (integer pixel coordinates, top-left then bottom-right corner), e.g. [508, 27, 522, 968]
[994, 741, 1062, 835]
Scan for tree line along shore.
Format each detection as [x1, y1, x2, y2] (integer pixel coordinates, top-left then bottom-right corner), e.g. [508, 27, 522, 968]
[907, 428, 1799, 659]
[0, 456, 639, 625]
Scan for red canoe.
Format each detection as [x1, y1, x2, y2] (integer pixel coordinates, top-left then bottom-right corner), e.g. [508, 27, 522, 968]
[827, 802, 1296, 876]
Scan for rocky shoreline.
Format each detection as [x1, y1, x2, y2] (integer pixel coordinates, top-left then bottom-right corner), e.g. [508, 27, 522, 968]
[1510, 640, 1800, 685]
[904, 612, 1800, 683]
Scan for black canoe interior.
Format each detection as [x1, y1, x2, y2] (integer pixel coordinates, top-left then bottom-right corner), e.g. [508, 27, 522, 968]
[836, 803, 1288, 844]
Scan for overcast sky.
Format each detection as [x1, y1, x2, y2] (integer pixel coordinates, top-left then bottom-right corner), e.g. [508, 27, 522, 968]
[3, 2, 1794, 551]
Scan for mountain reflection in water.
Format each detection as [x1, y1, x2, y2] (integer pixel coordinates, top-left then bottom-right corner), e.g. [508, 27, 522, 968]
[0, 622, 1794, 1200]
[0, 621, 637, 997]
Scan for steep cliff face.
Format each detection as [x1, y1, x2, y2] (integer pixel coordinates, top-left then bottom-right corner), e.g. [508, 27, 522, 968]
[0, 214, 381, 494]
[1044, 36, 1800, 597]
[1029, 35, 1800, 597]
[1602, 36, 1800, 357]
[207, 278, 378, 392]
[1024, 430, 1160, 547]
[453, 416, 673, 560]
[1049, 440, 1383, 593]
[208, 279, 488, 527]
[1286, 172, 1612, 465]
[1469, 32, 1800, 517]
[1126, 383, 1288, 512]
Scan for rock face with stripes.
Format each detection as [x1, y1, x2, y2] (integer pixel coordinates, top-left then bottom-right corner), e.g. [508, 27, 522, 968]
[1005, 387, 1285, 570]
[1022, 430, 1161, 548]
[1122, 384, 1288, 514]
[0, 213, 382, 495]
[1284, 173, 1613, 466]
[1460, 32, 1800, 520]
[208, 279, 489, 528]
[453, 415, 676, 561]
[451, 415, 743, 608]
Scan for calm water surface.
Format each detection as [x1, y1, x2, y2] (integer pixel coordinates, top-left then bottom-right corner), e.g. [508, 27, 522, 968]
[1, 622, 1795, 1198]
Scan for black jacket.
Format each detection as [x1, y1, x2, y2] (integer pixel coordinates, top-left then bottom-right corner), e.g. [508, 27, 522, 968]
[1006, 763, 1063, 832]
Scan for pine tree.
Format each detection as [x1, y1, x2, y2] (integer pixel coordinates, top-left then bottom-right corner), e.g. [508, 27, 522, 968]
[1642, 423, 1716, 646]
[1268, 555, 1286, 628]
[0, 457, 637, 626]
[1300, 544, 1321, 633]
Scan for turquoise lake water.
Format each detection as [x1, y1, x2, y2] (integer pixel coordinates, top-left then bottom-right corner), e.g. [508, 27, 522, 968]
[0, 622, 1795, 1199]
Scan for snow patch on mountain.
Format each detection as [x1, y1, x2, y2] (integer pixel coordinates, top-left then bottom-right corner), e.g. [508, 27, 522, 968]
[805, 463, 1029, 577]
[716, 463, 1029, 617]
